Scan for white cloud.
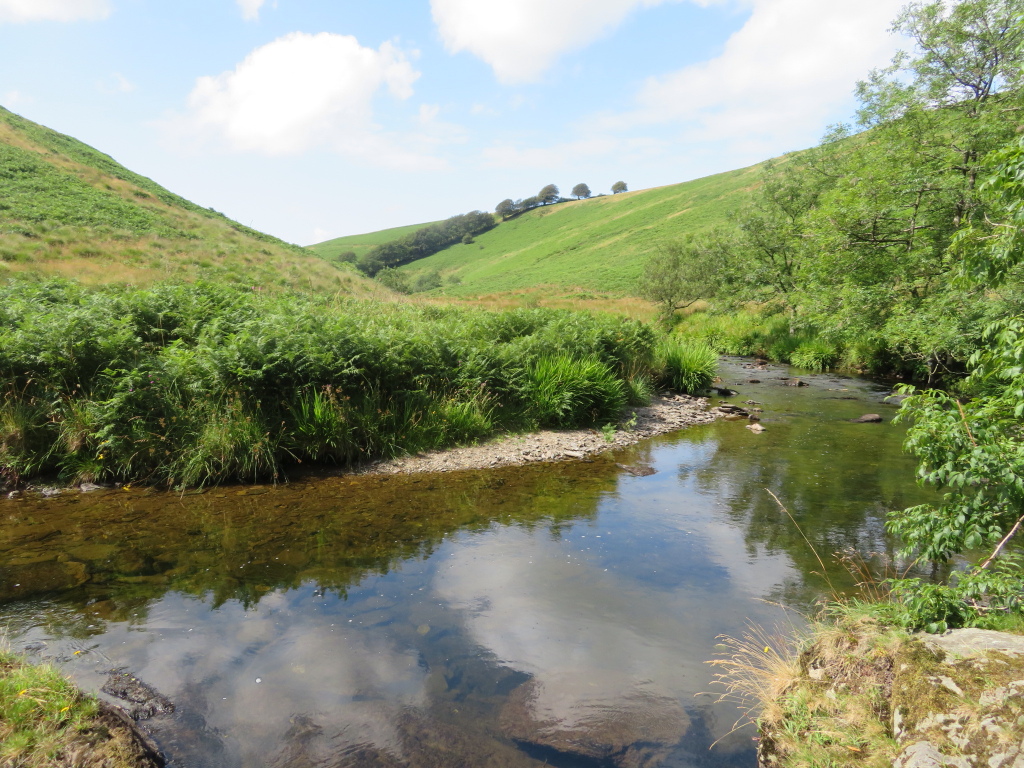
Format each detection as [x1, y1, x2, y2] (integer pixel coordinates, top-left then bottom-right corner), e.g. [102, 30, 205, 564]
[613, 0, 906, 148]
[3, 89, 25, 107]
[0, 0, 110, 23]
[430, 0, 686, 84]
[98, 72, 135, 94]
[177, 32, 421, 156]
[237, 0, 264, 21]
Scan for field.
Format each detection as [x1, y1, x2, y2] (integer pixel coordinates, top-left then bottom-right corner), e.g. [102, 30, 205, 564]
[372, 164, 763, 297]
[0, 106, 383, 297]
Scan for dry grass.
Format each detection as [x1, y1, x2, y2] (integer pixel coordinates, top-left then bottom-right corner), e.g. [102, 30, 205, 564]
[712, 612, 906, 768]
[424, 287, 661, 321]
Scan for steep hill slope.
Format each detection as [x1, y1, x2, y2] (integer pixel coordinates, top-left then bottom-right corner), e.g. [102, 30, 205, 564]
[313, 163, 762, 298]
[0, 106, 384, 296]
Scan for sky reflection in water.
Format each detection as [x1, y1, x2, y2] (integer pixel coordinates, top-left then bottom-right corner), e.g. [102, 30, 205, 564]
[0, 361, 932, 767]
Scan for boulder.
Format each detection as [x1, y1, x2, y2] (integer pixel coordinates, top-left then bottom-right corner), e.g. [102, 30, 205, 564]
[499, 680, 689, 768]
[850, 414, 883, 423]
[746, 423, 765, 434]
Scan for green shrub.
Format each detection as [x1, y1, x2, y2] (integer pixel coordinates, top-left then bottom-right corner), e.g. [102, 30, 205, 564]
[657, 339, 718, 394]
[789, 339, 840, 371]
[528, 355, 626, 428]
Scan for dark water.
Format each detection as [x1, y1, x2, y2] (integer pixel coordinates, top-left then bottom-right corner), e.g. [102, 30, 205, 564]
[0, 360, 932, 767]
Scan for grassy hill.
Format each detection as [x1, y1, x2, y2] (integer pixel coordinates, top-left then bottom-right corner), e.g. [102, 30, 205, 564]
[307, 220, 442, 263]
[0, 106, 385, 297]
[308, 163, 763, 300]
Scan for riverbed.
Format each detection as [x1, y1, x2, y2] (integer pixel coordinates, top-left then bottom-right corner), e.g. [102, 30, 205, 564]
[0, 359, 932, 767]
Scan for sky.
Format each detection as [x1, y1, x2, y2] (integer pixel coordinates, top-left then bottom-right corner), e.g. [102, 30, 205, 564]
[0, 0, 909, 246]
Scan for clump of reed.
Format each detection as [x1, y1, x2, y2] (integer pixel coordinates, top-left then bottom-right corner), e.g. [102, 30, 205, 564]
[655, 338, 718, 394]
[0, 279, 706, 487]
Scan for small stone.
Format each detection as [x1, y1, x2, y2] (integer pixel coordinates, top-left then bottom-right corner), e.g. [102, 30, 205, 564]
[746, 423, 765, 434]
[932, 675, 964, 697]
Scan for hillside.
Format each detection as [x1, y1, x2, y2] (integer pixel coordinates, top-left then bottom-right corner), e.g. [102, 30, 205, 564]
[307, 220, 441, 262]
[309, 163, 763, 299]
[0, 106, 384, 297]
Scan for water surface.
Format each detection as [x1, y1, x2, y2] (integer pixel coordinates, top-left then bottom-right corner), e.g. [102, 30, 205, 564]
[0, 360, 932, 767]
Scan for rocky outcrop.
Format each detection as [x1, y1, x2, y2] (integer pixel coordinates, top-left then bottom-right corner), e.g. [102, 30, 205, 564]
[759, 626, 1024, 768]
[890, 629, 1024, 768]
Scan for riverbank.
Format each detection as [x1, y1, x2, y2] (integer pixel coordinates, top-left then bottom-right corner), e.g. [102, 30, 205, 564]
[1, 280, 726, 489]
[736, 614, 1024, 768]
[0, 649, 163, 768]
[357, 392, 721, 475]
[8, 392, 723, 497]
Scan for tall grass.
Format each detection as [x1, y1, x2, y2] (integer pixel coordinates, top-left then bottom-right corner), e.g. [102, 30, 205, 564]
[0, 280, 675, 487]
[656, 339, 718, 394]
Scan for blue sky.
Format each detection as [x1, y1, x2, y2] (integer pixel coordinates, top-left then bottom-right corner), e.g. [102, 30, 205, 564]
[0, 0, 907, 245]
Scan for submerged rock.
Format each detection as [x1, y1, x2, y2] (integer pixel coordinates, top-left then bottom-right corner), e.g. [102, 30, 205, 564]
[499, 679, 689, 768]
[102, 670, 175, 720]
[850, 413, 884, 423]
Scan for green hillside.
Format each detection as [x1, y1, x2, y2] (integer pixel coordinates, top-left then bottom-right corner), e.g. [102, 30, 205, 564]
[318, 163, 763, 297]
[307, 220, 441, 262]
[0, 106, 385, 297]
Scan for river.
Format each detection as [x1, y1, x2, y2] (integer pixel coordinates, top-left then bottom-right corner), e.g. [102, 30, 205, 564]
[0, 359, 932, 767]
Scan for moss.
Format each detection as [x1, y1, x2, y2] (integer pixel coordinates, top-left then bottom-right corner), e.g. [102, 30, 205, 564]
[755, 613, 1024, 768]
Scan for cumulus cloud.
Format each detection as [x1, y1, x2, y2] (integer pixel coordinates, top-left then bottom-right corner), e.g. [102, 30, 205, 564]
[177, 32, 421, 156]
[237, 0, 264, 21]
[614, 0, 906, 146]
[0, 0, 110, 23]
[431, 0, 686, 84]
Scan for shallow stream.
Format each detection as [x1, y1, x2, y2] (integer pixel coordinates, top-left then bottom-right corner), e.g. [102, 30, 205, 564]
[0, 359, 932, 767]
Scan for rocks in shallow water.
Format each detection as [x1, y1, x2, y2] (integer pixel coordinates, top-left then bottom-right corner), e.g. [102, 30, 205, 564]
[499, 680, 689, 768]
[785, 379, 809, 387]
[102, 671, 174, 720]
[616, 463, 656, 477]
[746, 423, 765, 434]
[850, 414, 883, 423]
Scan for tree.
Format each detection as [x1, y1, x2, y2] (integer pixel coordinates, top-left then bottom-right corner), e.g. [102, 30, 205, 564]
[639, 230, 736, 323]
[725, 0, 1024, 378]
[538, 184, 559, 205]
[887, 131, 1024, 631]
[412, 270, 443, 292]
[374, 267, 410, 294]
[611, 181, 627, 194]
[571, 183, 591, 200]
[495, 199, 518, 220]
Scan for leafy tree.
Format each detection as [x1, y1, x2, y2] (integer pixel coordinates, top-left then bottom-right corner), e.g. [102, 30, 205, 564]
[495, 199, 518, 220]
[374, 267, 410, 294]
[718, 0, 1024, 378]
[538, 184, 559, 205]
[611, 181, 627, 194]
[571, 183, 592, 200]
[412, 270, 443, 292]
[640, 230, 736, 323]
[357, 211, 497, 275]
[336, 250, 357, 264]
[888, 132, 1024, 630]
